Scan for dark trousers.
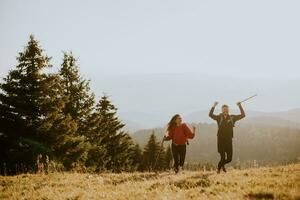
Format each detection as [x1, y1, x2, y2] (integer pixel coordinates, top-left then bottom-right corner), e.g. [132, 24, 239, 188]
[218, 149, 233, 170]
[217, 137, 233, 170]
[171, 143, 186, 169]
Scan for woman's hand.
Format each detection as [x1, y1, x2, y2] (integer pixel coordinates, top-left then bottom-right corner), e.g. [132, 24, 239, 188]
[163, 136, 167, 141]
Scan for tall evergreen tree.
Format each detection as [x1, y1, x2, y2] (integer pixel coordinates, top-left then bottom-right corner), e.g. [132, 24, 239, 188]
[84, 105, 108, 172]
[0, 35, 86, 173]
[86, 95, 136, 172]
[59, 52, 94, 137]
[164, 145, 173, 169]
[142, 131, 165, 171]
[131, 144, 143, 171]
[0, 35, 53, 173]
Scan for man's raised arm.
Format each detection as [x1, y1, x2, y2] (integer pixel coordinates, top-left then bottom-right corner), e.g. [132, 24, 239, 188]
[233, 102, 246, 121]
[209, 101, 219, 121]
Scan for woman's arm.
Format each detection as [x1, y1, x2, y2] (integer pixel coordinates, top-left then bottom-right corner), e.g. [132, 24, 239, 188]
[164, 130, 173, 141]
[183, 123, 195, 139]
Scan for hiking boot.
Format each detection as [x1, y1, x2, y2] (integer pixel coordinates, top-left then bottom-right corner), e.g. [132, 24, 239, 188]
[179, 166, 185, 174]
[174, 167, 179, 174]
[222, 166, 227, 173]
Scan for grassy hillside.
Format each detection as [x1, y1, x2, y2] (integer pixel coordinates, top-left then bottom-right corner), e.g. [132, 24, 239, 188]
[1, 164, 299, 200]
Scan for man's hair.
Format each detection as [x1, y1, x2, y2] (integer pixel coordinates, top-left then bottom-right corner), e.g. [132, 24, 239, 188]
[222, 104, 229, 108]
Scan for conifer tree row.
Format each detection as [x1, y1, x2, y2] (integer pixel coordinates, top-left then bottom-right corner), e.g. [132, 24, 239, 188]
[0, 35, 141, 174]
[0, 35, 87, 173]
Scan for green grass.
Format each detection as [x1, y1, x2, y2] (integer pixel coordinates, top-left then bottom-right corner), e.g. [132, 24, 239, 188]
[0, 164, 299, 200]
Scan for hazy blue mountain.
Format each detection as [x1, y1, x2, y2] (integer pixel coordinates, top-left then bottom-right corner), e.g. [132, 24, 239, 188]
[93, 73, 300, 132]
[121, 108, 300, 133]
[184, 108, 300, 124]
[119, 112, 166, 129]
[93, 74, 300, 116]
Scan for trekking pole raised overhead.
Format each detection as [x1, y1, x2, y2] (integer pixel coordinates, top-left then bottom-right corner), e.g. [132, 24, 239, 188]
[239, 94, 257, 103]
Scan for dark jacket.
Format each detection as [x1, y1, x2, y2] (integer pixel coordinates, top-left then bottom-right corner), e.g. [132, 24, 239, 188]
[209, 105, 245, 139]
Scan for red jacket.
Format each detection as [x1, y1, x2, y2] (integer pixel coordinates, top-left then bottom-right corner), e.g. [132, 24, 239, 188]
[166, 123, 195, 145]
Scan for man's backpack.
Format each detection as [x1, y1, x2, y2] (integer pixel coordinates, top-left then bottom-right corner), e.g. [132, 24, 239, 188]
[218, 114, 235, 128]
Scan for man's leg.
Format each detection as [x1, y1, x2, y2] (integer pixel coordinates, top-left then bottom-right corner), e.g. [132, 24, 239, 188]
[179, 145, 187, 168]
[222, 143, 233, 172]
[221, 152, 228, 172]
[225, 148, 233, 165]
[171, 144, 179, 173]
[218, 151, 226, 173]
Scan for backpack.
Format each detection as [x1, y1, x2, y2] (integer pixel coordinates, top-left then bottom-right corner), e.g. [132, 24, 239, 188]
[218, 114, 235, 128]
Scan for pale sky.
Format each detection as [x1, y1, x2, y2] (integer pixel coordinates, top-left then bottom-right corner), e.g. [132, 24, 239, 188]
[0, 0, 300, 115]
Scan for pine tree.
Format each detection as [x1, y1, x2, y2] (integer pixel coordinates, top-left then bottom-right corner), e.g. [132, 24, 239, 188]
[0, 35, 86, 173]
[86, 95, 136, 172]
[164, 145, 173, 169]
[59, 52, 94, 137]
[84, 108, 108, 172]
[0, 35, 53, 173]
[142, 131, 165, 171]
[130, 144, 143, 171]
[157, 143, 165, 171]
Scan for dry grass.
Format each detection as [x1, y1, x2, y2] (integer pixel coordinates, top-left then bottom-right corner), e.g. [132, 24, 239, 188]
[0, 164, 299, 200]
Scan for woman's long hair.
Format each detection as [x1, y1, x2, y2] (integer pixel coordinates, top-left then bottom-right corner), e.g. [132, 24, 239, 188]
[167, 114, 180, 132]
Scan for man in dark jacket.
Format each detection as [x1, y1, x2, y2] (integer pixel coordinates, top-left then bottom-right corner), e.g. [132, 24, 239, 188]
[209, 101, 245, 173]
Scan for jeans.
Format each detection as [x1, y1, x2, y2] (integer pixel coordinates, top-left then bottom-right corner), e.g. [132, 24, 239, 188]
[171, 143, 186, 169]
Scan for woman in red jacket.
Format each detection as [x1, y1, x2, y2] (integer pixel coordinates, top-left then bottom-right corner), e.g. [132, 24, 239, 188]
[164, 114, 196, 173]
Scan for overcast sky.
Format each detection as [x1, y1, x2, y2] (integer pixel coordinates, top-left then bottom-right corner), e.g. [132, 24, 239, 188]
[0, 0, 299, 114]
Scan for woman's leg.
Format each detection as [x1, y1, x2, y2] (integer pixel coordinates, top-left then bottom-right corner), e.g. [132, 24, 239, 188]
[171, 144, 179, 171]
[179, 145, 187, 168]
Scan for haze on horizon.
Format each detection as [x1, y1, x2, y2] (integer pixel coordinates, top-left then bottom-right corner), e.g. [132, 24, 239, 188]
[1, 0, 300, 117]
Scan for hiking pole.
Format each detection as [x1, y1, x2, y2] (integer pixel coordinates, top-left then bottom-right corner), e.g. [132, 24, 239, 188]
[153, 137, 164, 172]
[239, 94, 257, 104]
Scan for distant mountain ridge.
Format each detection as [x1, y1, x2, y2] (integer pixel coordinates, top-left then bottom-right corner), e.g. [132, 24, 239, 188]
[130, 119, 300, 164]
[121, 108, 300, 132]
